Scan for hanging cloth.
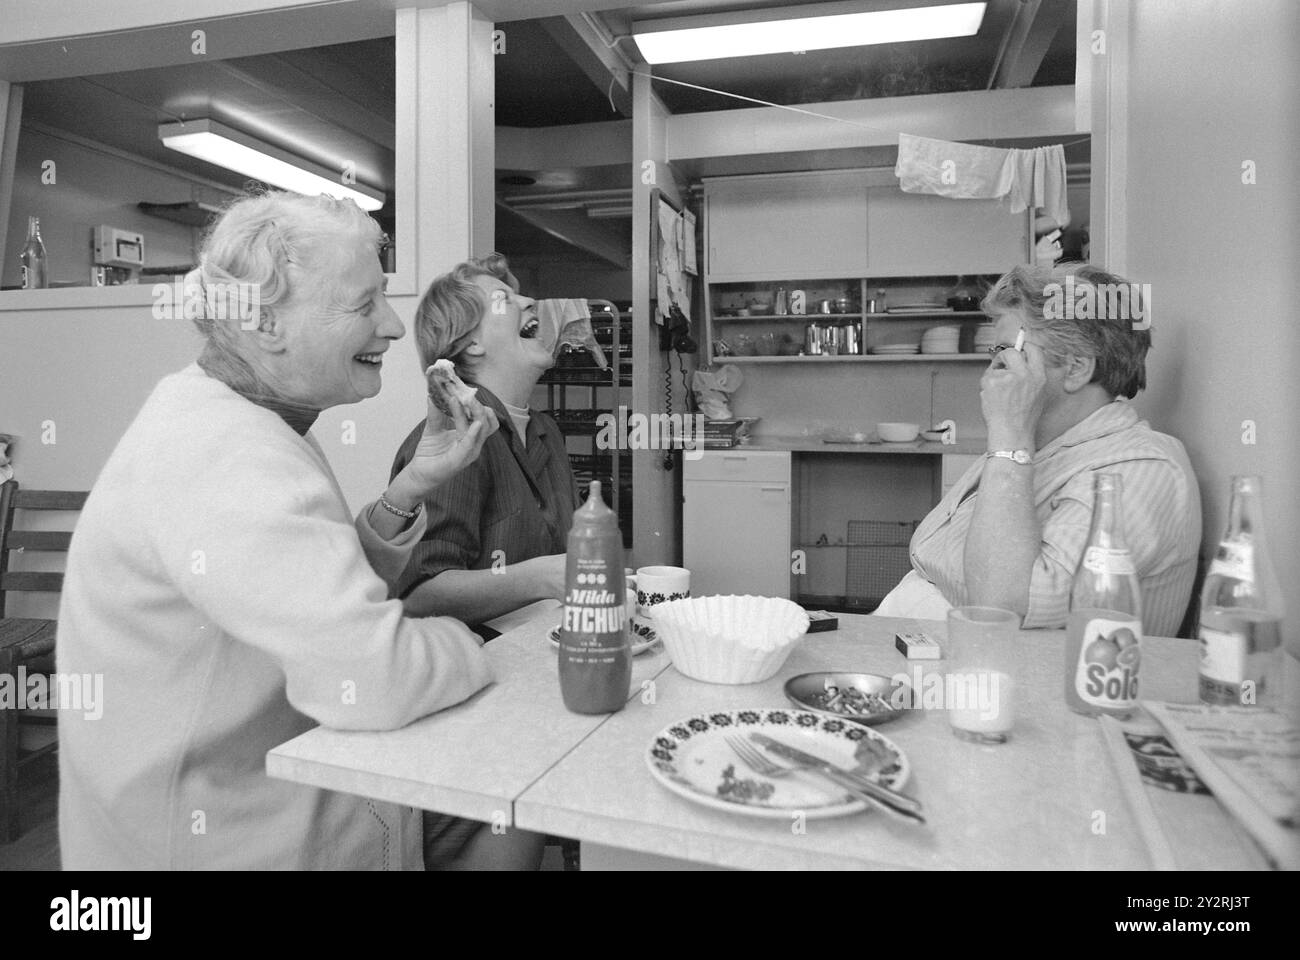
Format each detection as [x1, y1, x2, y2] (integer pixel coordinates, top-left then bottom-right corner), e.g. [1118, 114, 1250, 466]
[537, 298, 607, 368]
[895, 133, 1070, 229]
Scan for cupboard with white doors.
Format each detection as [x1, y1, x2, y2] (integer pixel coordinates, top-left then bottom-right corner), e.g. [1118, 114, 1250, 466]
[682, 451, 792, 599]
[703, 170, 1030, 284]
[863, 186, 1030, 277]
[701, 170, 1032, 367]
[703, 171, 869, 281]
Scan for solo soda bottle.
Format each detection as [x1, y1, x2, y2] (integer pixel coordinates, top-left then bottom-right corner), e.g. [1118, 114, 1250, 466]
[1066, 473, 1143, 718]
[558, 481, 631, 714]
[1197, 476, 1284, 706]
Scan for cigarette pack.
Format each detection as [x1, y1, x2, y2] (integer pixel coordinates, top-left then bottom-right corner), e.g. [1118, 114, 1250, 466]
[895, 630, 942, 659]
[805, 610, 839, 632]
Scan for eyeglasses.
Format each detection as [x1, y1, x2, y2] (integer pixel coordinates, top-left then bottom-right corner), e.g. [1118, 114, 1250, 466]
[987, 326, 1028, 357]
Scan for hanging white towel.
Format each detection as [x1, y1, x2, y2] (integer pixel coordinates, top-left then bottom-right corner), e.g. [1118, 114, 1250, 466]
[896, 134, 1070, 229]
[895, 133, 1013, 199]
[537, 298, 607, 368]
[1040, 143, 1070, 229]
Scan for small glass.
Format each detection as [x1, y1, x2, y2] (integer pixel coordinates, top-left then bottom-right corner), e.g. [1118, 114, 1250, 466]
[946, 606, 1019, 744]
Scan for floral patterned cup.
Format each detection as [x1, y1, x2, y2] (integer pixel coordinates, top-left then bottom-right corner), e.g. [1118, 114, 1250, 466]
[626, 566, 690, 619]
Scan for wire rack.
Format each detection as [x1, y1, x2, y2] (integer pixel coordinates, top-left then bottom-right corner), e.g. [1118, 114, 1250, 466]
[845, 520, 920, 609]
[541, 299, 632, 547]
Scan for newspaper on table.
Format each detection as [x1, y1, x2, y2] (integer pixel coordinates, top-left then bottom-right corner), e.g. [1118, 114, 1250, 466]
[1103, 700, 1298, 870]
[1099, 708, 1271, 870]
[1144, 701, 1298, 869]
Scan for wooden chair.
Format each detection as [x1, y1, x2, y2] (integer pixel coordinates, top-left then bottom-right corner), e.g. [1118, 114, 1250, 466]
[0, 480, 88, 842]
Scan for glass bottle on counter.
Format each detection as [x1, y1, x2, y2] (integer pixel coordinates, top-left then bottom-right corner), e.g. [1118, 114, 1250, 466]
[1066, 474, 1143, 718]
[1197, 476, 1284, 706]
[20, 216, 47, 289]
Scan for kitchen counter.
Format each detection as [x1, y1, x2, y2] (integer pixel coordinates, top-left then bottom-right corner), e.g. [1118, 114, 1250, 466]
[729, 435, 988, 456]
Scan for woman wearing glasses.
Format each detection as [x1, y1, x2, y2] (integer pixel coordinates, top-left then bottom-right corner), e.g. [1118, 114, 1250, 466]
[876, 262, 1200, 636]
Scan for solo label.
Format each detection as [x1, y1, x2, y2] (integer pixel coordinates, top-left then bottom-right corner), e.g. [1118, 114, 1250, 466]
[1073, 617, 1142, 708]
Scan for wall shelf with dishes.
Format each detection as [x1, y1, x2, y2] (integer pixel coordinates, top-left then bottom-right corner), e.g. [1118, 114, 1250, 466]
[706, 275, 1000, 364]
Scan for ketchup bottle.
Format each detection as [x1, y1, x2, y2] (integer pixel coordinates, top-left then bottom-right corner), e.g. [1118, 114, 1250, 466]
[558, 481, 631, 713]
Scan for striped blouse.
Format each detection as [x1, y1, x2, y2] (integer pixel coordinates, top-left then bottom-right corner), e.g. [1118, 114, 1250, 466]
[908, 400, 1202, 636]
[388, 385, 579, 615]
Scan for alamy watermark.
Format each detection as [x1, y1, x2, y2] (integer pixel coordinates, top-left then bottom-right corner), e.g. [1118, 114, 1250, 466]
[595, 405, 706, 461]
[50, 891, 150, 940]
[152, 279, 262, 329]
[888, 666, 1007, 723]
[1044, 275, 1152, 330]
[1, 667, 103, 720]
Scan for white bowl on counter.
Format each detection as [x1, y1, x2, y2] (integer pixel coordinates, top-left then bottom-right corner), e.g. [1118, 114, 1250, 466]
[877, 422, 921, 442]
[653, 595, 810, 684]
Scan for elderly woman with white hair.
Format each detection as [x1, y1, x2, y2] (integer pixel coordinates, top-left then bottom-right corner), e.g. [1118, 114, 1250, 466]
[877, 262, 1200, 636]
[56, 191, 499, 870]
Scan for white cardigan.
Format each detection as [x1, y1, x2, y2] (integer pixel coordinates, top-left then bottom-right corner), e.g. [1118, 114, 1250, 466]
[57, 364, 494, 869]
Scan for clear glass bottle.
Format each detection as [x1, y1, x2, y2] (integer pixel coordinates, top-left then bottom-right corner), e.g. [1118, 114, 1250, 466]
[1197, 476, 1284, 706]
[21, 216, 47, 289]
[774, 285, 788, 316]
[1066, 474, 1144, 718]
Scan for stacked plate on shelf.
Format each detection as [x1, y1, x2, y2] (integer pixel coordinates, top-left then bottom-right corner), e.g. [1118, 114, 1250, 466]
[920, 325, 960, 355]
[972, 322, 997, 354]
[887, 302, 950, 314]
[871, 342, 920, 356]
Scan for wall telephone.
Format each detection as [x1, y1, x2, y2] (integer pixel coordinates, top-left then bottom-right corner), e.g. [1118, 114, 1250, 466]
[657, 302, 697, 471]
[659, 302, 697, 354]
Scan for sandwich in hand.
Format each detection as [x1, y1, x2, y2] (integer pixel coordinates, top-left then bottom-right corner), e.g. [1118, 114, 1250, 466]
[426, 359, 484, 422]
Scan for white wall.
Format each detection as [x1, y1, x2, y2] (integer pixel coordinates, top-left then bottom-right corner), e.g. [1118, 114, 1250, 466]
[0, 292, 427, 494]
[4, 127, 232, 288]
[1121, 0, 1300, 650]
[0, 294, 429, 616]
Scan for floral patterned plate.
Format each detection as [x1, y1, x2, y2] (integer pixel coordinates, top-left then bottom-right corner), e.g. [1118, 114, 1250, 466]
[644, 708, 909, 819]
[549, 616, 660, 656]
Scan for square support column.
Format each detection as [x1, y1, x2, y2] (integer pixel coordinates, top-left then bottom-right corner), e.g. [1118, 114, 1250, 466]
[402, 2, 495, 291]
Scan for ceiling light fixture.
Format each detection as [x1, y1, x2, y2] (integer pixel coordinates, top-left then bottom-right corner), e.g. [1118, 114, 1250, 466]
[632, 1, 987, 65]
[158, 118, 385, 212]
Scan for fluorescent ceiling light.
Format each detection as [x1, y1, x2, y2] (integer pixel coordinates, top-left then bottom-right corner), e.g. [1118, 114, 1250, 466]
[633, 1, 986, 64]
[158, 118, 385, 212]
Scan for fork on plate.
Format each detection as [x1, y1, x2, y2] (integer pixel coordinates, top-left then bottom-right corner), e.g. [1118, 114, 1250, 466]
[723, 735, 926, 825]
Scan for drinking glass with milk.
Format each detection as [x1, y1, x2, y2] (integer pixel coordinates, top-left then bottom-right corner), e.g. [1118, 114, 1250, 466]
[945, 606, 1019, 744]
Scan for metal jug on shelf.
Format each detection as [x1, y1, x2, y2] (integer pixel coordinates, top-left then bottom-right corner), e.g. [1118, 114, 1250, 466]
[804, 322, 824, 355]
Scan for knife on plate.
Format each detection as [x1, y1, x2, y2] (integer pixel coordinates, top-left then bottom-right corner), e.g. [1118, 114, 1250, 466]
[749, 732, 926, 824]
